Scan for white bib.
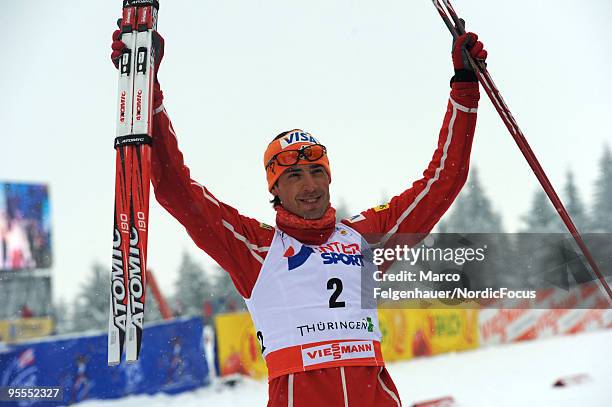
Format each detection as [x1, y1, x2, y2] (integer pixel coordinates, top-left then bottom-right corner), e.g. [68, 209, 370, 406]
[245, 223, 383, 378]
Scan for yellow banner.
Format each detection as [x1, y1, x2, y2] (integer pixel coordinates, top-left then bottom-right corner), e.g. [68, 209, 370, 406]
[379, 305, 479, 361]
[0, 318, 54, 343]
[214, 312, 268, 379]
[378, 308, 415, 361]
[215, 306, 479, 379]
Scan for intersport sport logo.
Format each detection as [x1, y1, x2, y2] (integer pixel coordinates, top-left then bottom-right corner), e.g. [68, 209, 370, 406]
[301, 340, 375, 366]
[285, 241, 364, 271]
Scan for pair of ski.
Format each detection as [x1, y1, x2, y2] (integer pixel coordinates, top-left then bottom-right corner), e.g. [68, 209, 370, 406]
[432, 0, 612, 302]
[108, 0, 160, 366]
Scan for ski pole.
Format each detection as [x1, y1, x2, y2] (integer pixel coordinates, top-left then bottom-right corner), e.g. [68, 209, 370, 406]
[431, 0, 612, 302]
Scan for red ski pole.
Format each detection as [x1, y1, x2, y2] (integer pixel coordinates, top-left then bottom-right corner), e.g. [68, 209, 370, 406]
[431, 0, 612, 302]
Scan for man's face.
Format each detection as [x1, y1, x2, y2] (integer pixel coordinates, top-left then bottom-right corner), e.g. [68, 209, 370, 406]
[272, 164, 330, 219]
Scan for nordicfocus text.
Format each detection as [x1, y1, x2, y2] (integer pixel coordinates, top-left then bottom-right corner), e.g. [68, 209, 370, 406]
[374, 287, 537, 301]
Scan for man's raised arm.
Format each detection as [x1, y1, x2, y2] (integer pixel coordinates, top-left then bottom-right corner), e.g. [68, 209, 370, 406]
[342, 32, 486, 241]
[150, 102, 274, 298]
[112, 24, 273, 298]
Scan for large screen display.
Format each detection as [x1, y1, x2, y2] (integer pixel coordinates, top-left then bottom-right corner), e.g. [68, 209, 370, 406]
[0, 182, 52, 271]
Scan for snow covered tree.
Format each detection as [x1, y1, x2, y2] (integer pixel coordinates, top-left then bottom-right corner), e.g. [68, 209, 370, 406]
[591, 146, 612, 232]
[433, 168, 510, 290]
[71, 263, 109, 333]
[172, 252, 247, 320]
[521, 190, 563, 233]
[52, 298, 72, 334]
[144, 290, 164, 324]
[438, 167, 504, 233]
[563, 170, 589, 232]
[173, 252, 211, 316]
[518, 190, 571, 290]
[211, 265, 247, 314]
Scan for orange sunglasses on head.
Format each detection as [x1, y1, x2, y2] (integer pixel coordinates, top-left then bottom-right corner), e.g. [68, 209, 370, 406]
[265, 144, 327, 170]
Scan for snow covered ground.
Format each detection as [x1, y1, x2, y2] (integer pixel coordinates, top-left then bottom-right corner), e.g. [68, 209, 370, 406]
[83, 329, 612, 406]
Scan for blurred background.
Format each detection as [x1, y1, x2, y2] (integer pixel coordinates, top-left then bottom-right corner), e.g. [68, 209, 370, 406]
[0, 0, 610, 406]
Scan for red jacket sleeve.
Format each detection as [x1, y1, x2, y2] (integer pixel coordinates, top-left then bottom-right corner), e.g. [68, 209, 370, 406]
[150, 105, 274, 298]
[342, 82, 479, 244]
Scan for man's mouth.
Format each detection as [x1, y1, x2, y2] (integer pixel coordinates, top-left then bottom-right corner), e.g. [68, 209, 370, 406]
[298, 196, 321, 205]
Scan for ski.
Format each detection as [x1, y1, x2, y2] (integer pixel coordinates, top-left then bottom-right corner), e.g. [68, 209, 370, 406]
[108, 0, 159, 366]
[108, 4, 137, 366]
[430, 0, 612, 302]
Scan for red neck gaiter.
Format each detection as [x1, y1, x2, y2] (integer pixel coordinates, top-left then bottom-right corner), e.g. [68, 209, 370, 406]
[275, 205, 337, 245]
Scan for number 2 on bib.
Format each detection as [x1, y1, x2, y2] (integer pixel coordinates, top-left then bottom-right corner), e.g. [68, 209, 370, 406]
[327, 278, 345, 308]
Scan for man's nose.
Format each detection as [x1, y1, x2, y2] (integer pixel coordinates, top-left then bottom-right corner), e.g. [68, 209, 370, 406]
[300, 173, 317, 192]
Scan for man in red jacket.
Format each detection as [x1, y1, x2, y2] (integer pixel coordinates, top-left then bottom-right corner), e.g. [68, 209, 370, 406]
[112, 23, 486, 407]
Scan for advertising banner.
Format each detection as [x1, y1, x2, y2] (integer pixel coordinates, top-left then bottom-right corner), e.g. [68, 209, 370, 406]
[0, 317, 208, 406]
[0, 318, 54, 343]
[0, 182, 52, 271]
[379, 306, 479, 361]
[479, 307, 612, 346]
[214, 312, 267, 380]
[479, 283, 612, 345]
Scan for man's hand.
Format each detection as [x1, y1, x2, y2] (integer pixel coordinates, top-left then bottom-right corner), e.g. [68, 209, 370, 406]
[110, 19, 165, 81]
[110, 19, 165, 109]
[451, 31, 487, 83]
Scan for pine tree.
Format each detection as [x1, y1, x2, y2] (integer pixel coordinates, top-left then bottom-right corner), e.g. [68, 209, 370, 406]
[591, 146, 612, 232]
[52, 298, 72, 335]
[563, 170, 589, 232]
[211, 265, 246, 314]
[438, 167, 504, 233]
[145, 291, 164, 324]
[518, 190, 569, 290]
[72, 263, 109, 333]
[433, 168, 510, 290]
[173, 252, 212, 316]
[521, 190, 563, 233]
